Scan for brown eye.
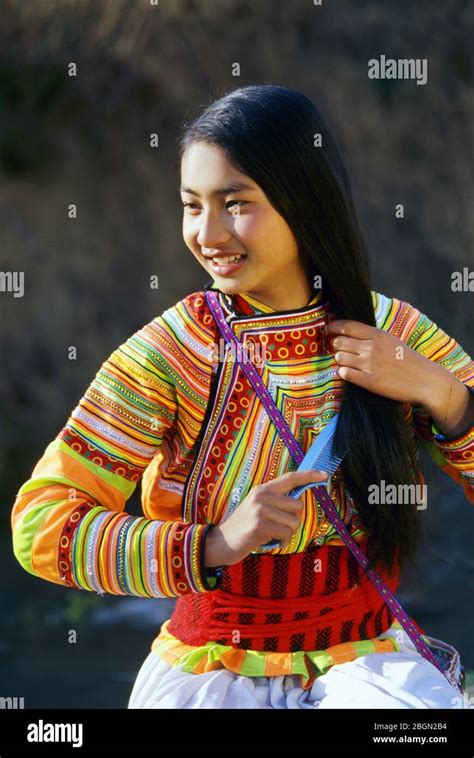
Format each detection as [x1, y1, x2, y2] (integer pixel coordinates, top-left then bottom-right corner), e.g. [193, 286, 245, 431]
[226, 200, 246, 210]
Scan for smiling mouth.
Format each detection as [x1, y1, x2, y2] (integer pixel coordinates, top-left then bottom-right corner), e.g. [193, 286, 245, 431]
[210, 254, 245, 264]
[206, 255, 247, 275]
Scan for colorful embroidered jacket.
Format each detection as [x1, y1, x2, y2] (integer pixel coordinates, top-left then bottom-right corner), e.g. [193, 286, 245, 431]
[11, 283, 474, 686]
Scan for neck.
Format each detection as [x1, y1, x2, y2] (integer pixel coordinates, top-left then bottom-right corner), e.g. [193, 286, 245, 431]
[241, 282, 315, 312]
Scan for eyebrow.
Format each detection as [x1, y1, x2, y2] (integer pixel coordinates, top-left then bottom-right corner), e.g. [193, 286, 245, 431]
[179, 181, 256, 197]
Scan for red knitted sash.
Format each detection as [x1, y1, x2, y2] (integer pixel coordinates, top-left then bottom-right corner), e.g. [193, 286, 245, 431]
[167, 541, 421, 653]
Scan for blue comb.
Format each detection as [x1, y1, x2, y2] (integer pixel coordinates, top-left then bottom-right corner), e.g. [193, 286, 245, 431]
[259, 413, 347, 550]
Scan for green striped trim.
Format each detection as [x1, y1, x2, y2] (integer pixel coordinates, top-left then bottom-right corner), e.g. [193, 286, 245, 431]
[12, 500, 64, 575]
[47, 438, 136, 497]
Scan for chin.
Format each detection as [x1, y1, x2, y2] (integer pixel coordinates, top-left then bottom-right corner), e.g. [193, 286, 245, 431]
[217, 285, 241, 297]
[211, 278, 241, 294]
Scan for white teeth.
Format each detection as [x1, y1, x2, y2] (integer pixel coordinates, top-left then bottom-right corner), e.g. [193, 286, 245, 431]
[211, 255, 244, 265]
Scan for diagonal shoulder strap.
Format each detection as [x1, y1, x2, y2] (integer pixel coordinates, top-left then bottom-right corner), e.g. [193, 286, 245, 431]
[205, 289, 462, 692]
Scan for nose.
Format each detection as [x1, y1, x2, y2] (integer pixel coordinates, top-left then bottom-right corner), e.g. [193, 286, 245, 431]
[196, 208, 232, 249]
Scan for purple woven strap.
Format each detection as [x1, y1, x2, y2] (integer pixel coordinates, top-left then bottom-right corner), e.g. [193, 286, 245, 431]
[205, 289, 461, 692]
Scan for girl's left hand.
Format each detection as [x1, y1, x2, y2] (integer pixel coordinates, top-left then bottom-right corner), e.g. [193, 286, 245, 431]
[325, 319, 450, 406]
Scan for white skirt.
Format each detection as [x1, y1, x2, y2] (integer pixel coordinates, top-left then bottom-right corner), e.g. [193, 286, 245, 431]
[127, 626, 466, 709]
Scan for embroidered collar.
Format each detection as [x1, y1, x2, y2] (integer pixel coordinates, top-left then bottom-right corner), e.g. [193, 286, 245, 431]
[203, 279, 328, 320]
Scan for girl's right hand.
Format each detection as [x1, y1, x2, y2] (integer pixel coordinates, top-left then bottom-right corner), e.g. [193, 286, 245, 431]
[204, 469, 328, 567]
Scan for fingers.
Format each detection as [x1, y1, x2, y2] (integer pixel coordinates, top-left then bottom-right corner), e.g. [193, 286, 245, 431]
[326, 320, 376, 340]
[263, 496, 304, 530]
[328, 335, 362, 355]
[263, 469, 327, 495]
[247, 470, 329, 552]
[257, 491, 310, 548]
[334, 350, 364, 369]
[260, 520, 296, 549]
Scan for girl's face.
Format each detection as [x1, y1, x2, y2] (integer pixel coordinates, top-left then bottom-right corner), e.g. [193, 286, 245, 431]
[180, 141, 313, 311]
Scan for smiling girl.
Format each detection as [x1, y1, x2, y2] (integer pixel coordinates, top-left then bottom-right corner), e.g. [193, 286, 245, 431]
[11, 85, 473, 709]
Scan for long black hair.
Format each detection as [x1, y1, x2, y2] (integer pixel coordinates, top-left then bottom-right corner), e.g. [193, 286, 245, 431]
[177, 84, 422, 578]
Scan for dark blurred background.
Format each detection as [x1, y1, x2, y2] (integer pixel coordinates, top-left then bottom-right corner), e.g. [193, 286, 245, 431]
[0, 0, 473, 708]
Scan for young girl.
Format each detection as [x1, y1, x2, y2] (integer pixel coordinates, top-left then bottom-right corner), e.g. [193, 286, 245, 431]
[11, 85, 473, 709]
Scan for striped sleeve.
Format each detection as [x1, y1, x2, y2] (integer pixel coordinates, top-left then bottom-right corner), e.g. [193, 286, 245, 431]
[11, 313, 213, 597]
[373, 292, 474, 504]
